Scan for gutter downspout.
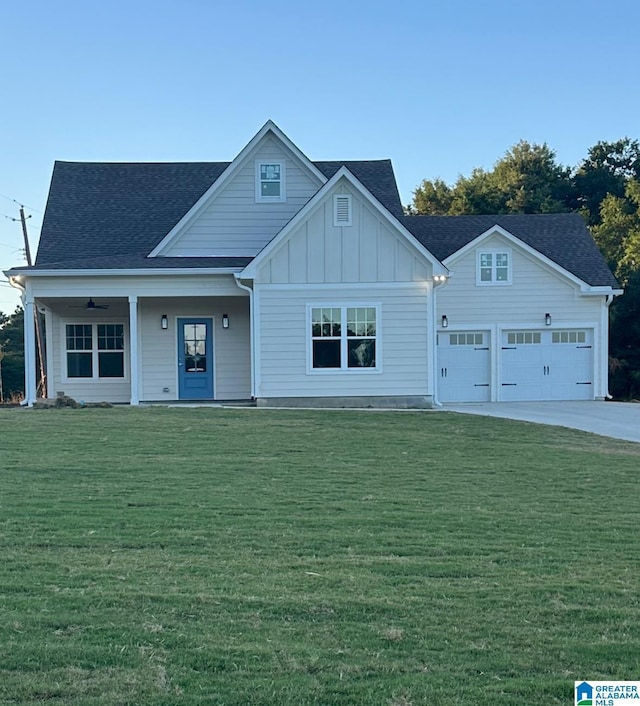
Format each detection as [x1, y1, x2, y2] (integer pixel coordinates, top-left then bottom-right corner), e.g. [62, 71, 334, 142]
[233, 275, 256, 399]
[605, 293, 616, 400]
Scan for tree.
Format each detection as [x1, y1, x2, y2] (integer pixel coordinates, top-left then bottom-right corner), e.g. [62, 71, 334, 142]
[409, 141, 571, 215]
[0, 307, 25, 401]
[592, 179, 640, 278]
[571, 138, 640, 226]
[409, 136, 640, 399]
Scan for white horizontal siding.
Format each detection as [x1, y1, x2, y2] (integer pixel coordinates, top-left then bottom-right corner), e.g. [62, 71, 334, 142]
[256, 285, 429, 398]
[438, 235, 601, 325]
[436, 233, 609, 400]
[45, 295, 251, 403]
[139, 297, 250, 401]
[32, 274, 243, 299]
[254, 182, 432, 285]
[164, 136, 323, 257]
[48, 311, 131, 404]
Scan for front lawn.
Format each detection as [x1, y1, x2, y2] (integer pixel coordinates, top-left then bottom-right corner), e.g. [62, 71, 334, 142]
[0, 407, 638, 705]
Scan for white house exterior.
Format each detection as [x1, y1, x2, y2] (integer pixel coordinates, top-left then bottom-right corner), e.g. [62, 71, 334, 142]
[4, 121, 621, 407]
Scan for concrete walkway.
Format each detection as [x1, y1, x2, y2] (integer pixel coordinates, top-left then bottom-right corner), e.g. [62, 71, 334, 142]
[442, 401, 640, 443]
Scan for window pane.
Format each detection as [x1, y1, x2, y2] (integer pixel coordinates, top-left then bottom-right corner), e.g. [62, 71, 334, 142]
[66, 324, 92, 350]
[260, 164, 280, 181]
[496, 267, 508, 281]
[67, 352, 92, 378]
[312, 308, 341, 337]
[348, 339, 375, 368]
[480, 254, 492, 267]
[496, 253, 509, 267]
[480, 267, 492, 282]
[261, 181, 280, 197]
[97, 324, 124, 351]
[98, 352, 124, 378]
[313, 340, 341, 368]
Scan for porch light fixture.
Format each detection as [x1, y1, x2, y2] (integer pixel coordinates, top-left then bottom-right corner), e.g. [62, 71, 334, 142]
[161, 314, 168, 330]
[441, 315, 448, 328]
[222, 314, 230, 329]
[545, 313, 552, 326]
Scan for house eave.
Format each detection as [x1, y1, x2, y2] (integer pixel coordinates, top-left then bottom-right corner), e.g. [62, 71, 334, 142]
[4, 267, 245, 278]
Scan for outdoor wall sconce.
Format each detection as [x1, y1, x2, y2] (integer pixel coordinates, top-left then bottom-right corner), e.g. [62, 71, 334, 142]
[161, 314, 168, 330]
[222, 314, 230, 329]
[441, 315, 448, 328]
[545, 313, 552, 326]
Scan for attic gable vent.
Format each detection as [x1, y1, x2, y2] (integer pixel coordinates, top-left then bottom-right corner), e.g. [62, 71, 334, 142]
[333, 194, 352, 227]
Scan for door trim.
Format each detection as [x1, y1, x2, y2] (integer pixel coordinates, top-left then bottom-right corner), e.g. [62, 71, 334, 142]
[177, 317, 214, 400]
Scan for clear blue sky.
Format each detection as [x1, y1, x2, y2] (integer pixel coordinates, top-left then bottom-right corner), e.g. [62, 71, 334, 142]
[2, 0, 639, 313]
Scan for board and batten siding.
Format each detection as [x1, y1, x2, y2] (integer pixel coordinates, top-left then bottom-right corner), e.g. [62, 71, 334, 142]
[256, 285, 430, 398]
[255, 183, 431, 285]
[139, 297, 250, 401]
[438, 234, 603, 326]
[162, 136, 323, 257]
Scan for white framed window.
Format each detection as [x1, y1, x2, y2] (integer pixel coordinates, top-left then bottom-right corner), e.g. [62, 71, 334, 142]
[552, 330, 587, 344]
[477, 250, 511, 285]
[507, 331, 541, 345]
[308, 305, 379, 371]
[255, 160, 285, 202]
[449, 332, 484, 346]
[333, 194, 352, 226]
[65, 323, 125, 379]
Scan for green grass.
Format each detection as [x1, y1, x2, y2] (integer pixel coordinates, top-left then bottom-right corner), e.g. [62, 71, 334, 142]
[0, 407, 639, 705]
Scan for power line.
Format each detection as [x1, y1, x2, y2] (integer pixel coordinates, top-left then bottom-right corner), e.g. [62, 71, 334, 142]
[0, 192, 43, 214]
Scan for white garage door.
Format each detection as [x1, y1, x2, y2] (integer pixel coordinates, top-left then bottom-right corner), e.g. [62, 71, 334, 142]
[501, 329, 593, 401]
[438, 331, 491, 402]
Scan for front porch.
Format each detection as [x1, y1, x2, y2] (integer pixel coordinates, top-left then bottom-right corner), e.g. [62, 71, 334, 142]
[26, 293, 251, 406]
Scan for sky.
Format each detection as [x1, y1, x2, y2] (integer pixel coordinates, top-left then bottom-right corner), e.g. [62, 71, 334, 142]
[1, 0, 639, 313]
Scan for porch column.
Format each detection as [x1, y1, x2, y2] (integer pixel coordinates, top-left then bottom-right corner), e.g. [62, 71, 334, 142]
[24, 294, 37, 406]
[128, 296, 139, 405]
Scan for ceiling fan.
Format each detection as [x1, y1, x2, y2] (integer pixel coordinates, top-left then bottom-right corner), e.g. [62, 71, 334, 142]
[70, 298, 110, 310]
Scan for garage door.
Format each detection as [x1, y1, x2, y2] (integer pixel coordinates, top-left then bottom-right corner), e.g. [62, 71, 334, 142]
[438, 331, 491, 402]
[501, 329, 593, 401]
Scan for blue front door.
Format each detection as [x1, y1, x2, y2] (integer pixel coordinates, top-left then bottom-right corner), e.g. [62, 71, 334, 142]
[178, 318, 214, 399]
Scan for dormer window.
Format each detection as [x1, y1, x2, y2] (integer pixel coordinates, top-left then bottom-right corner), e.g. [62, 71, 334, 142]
[256, 160, 285, 202]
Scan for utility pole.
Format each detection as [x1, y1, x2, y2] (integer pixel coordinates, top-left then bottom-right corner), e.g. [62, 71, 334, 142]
[19, 207, 46, 398]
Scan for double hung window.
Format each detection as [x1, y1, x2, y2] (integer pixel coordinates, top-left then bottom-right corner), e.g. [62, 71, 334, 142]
[65, 323, 125, 379]
[310, 306, 378, 371]
[478, 250, 511, 285]
[256, 161, 285, 201]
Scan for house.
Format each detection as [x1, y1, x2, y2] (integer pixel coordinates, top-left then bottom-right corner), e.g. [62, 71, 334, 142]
[575, 681, 593, 705]
[4, 121, 621, 407]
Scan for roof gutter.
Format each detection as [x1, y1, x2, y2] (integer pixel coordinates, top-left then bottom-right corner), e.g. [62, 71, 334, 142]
[3, 267, 246, 278]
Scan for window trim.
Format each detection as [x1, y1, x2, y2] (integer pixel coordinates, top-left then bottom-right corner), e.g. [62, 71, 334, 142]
[476, 249, 512, 286]
[255, 160, 286, 203]
[62, 321, 129, 383]
[306, 303, 382, 374]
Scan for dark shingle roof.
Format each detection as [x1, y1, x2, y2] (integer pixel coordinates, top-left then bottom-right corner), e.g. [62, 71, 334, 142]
[315, 160, 404, 219]
[22, 159, 616, 289]
[403, 213, 618, 288]
[33, 159, 402, 269]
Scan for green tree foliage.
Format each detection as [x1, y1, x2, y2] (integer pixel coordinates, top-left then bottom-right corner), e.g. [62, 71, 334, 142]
[0, 307, 25, 401]
[592, 179, 640, 278]
[571, 138, 640, 226]
[409, 136, 640, 399]
[410, 141, 571, 216]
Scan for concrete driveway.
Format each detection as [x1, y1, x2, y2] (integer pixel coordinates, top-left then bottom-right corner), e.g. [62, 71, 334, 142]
[442, 401, 640, 443]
